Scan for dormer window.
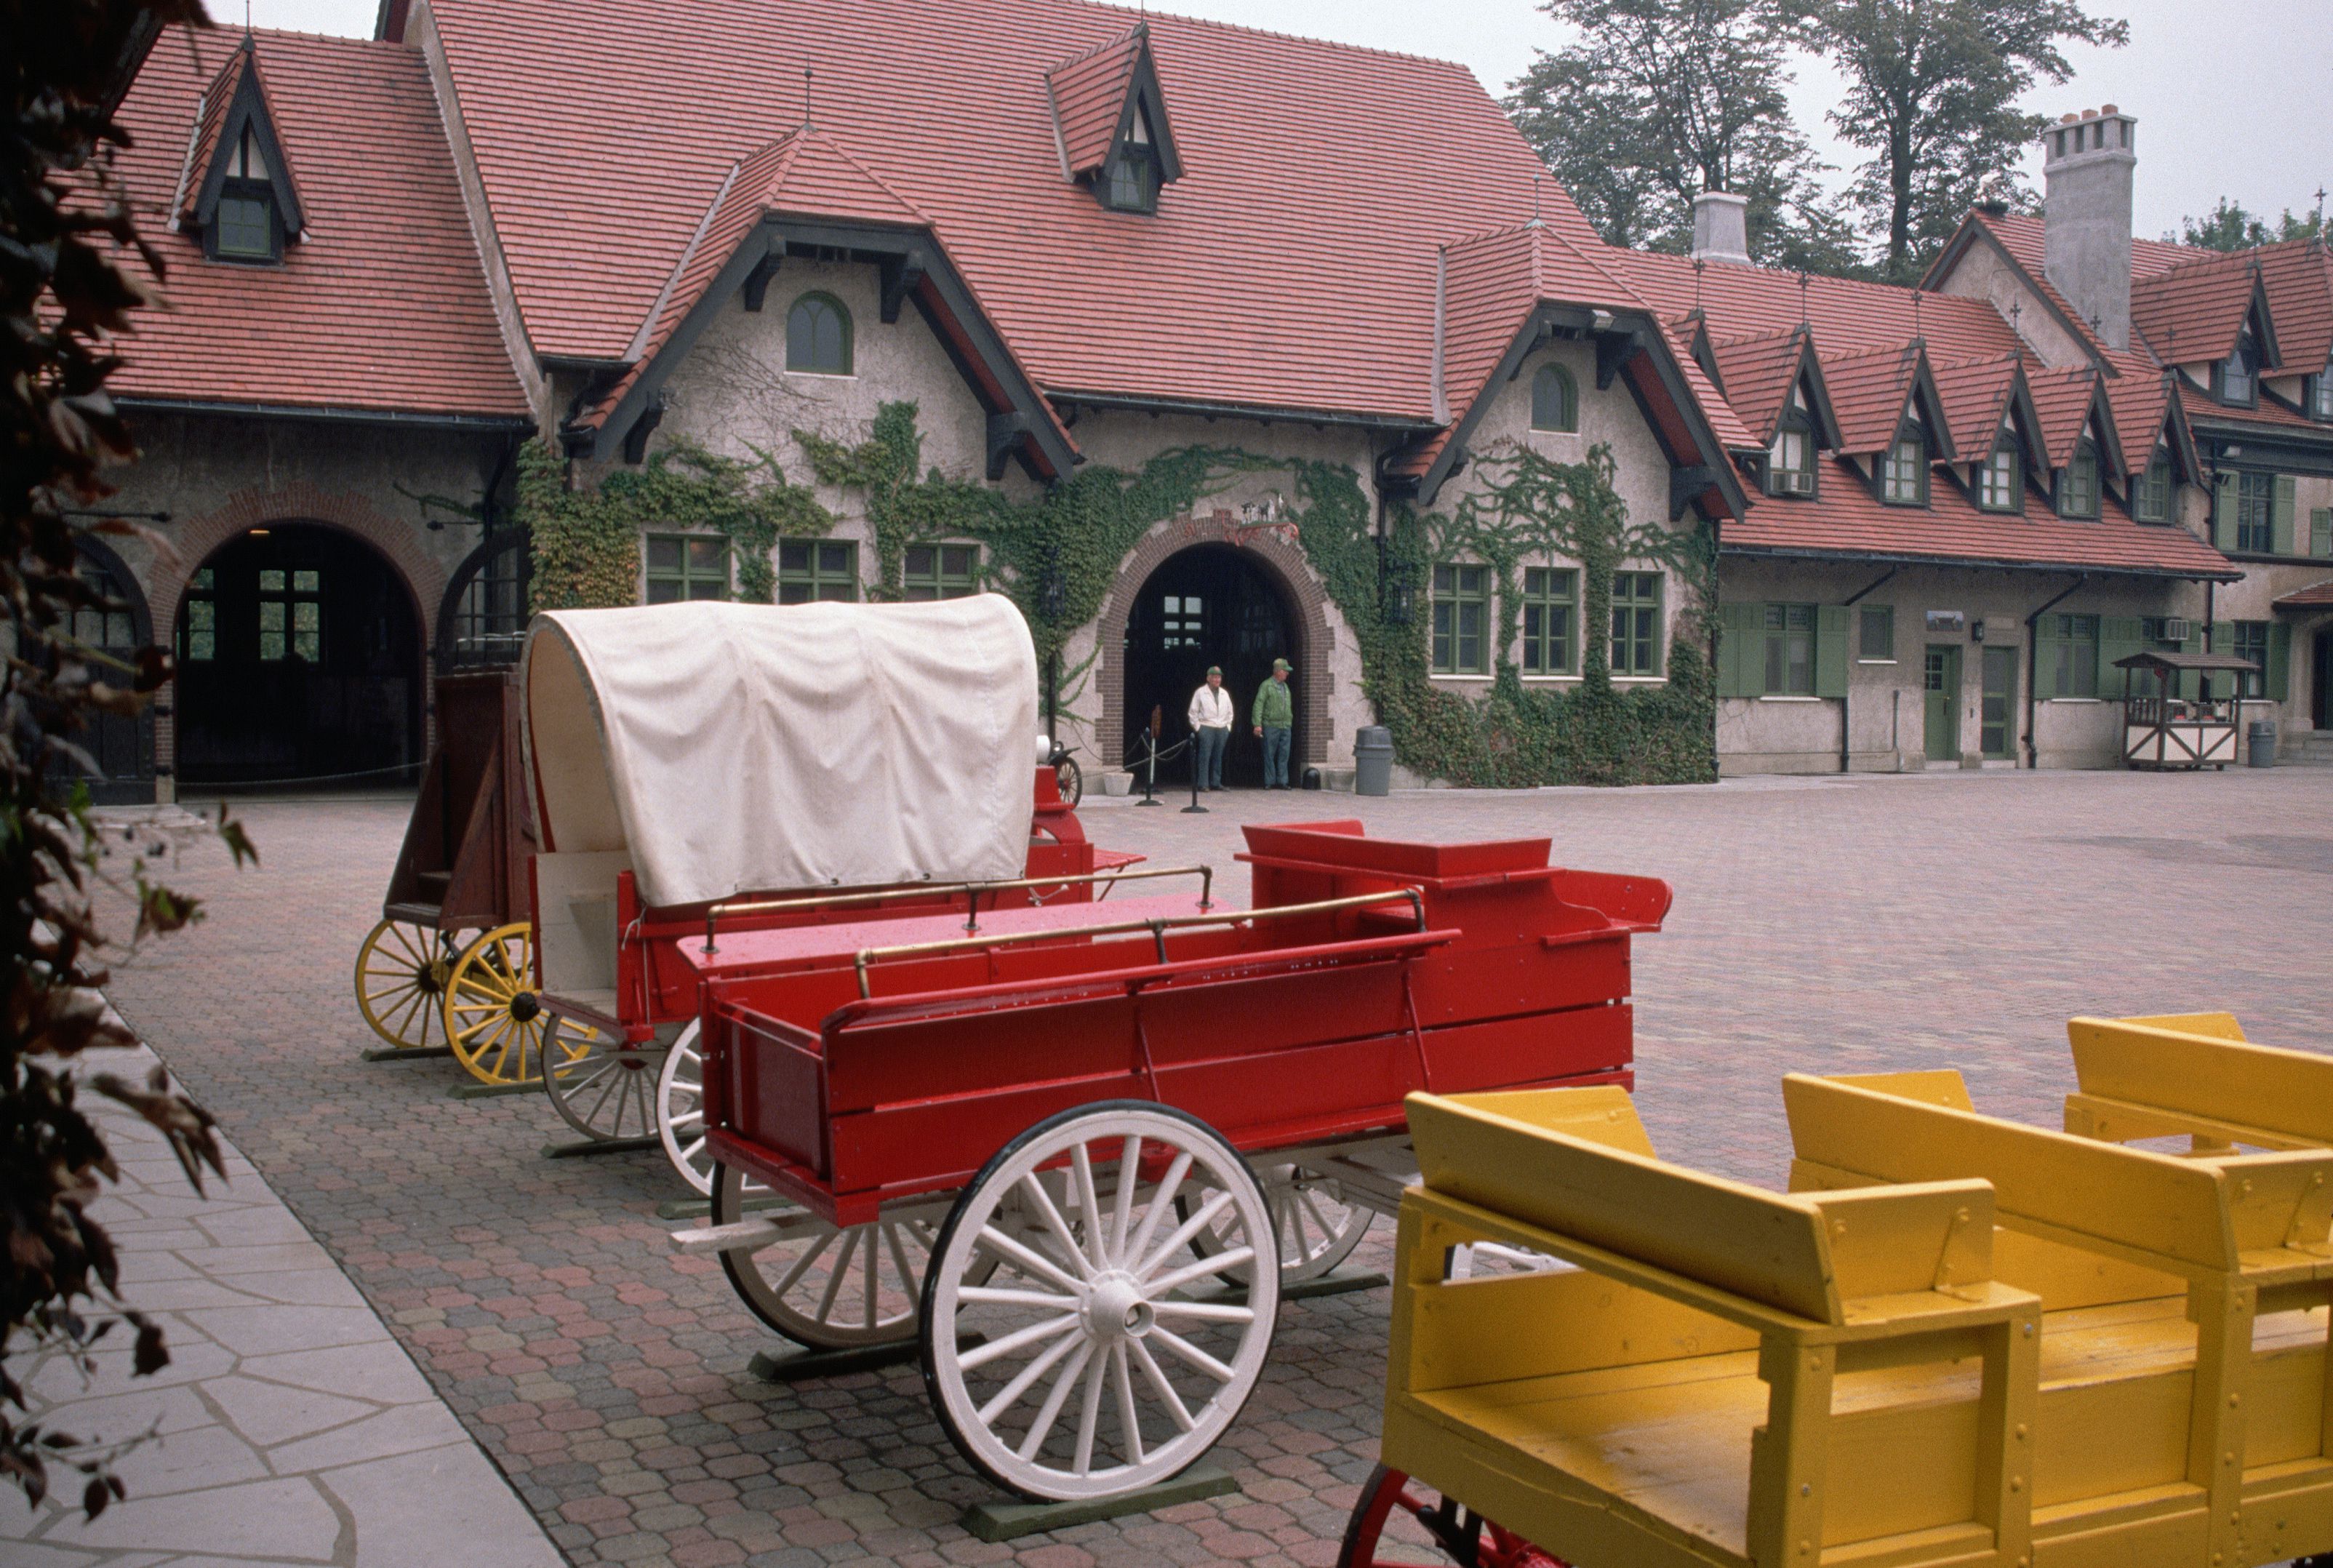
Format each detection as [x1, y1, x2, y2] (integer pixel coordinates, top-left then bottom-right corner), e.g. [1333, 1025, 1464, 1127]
[1767, 427, 1814, 496]
[212, 128, 279, 262]
[2217, 330, 2258, 407]
[2058, 440, 2100, 519]
[187, 44, 303, 266]
[2311, 364, 2333, 421]
[1102, 103, 1163, 212]
[1978, 440, 2020, 512]
[1882, 431, 1928, 506]
[1052, 28, 1183, 216]
[2130, 450, 2173, 522]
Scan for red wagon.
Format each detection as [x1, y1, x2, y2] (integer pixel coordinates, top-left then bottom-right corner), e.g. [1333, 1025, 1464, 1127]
[672, 820, 1668, 1502]
[506, 597, 1140, 1189]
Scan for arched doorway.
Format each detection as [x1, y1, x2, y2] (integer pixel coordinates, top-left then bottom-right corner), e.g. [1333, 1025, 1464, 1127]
[173, 524, 424, 788]
[1121, 545, 1298, 788]
[59, 540, 156, 804]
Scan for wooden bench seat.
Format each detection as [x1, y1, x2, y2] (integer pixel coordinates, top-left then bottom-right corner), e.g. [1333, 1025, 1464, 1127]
[2064, 1012, 2333, 1156]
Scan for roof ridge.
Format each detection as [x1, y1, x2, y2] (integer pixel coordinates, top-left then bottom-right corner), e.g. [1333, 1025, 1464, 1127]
[761, 125, 928, 220]
[1045, 22, 1143, 75]
[1055, 0, 1480, 76]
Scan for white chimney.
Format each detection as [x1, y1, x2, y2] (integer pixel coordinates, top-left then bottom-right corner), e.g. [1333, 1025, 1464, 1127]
[2042, 106, 2137, 351]
[1691, 191, 1750, 266]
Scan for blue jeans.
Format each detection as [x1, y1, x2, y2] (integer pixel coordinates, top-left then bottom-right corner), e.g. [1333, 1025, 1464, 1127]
[1261, 725, 1292, 788]
[1193, 726, 1228, 788]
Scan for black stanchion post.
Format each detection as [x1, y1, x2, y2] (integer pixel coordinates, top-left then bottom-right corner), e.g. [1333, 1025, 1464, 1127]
[1182, 729, 1209, 814]
[1137, 706, 1164, 807]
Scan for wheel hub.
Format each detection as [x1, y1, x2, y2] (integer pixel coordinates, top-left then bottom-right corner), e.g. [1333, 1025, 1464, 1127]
[423, 957, 451, 993]
[508, 991, 540, 1023]
[1082, 1272, 1155, 1342]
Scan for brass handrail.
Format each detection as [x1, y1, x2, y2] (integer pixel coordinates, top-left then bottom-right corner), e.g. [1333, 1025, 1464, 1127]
[849, 887, 1428, 1000]
[703, 864, 1213, 953]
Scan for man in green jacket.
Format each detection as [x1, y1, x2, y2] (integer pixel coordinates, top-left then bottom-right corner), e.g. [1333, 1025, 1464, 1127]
[1252, 657, 1294, 789]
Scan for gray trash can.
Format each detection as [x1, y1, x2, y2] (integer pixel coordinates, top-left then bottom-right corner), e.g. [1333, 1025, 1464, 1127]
[2247, 719, 2277, 768]
[1353, 726, 1393, 797]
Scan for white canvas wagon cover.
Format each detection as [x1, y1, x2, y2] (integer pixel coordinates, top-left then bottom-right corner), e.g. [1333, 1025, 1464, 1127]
[520, 597, 1038, 908]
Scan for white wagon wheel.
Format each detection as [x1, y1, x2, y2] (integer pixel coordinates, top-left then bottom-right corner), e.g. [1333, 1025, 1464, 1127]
[541, 1019, 658, 1143]
[921, 1101, 1279, 1502]
[711, 1164, 935, 1349]
[657, 1021, 716, 1194]
[1185, 1162, 1372, 1284]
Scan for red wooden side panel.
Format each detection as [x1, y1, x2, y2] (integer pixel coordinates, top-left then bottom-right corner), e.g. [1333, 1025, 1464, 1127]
[1407, 939, 1630, 1027]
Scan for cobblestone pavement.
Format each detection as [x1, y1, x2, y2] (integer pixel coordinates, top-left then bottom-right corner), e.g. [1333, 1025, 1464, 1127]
[79, 769, 2333, 1567]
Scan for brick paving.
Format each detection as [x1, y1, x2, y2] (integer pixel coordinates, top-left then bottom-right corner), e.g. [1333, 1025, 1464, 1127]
[85, 769, 2333, 1567]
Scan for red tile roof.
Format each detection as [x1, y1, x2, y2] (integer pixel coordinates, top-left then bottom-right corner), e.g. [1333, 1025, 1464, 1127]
[2176, 377, 2323, 431]
[2131, 249, 2258, 366]
[111, 26, 529, 419]
[1929, 353, 2021, 460]
[1662, 324, 1756, 452]
[1047, 27, 1141, 175]
[174, 44, 246, 223]
[1730, 457, 2236, 578]
[1820, 342, 1926, 454]
[2098, 359, 2178, 475]
[1706, 327, 1806, 445]
[1611, 250, 2023, 363]
[2255, 239, 2333, 375]
[2028, 367, 2109, 468]
[2273, 577, 2333, 609]
[422, 0, 1600, 423]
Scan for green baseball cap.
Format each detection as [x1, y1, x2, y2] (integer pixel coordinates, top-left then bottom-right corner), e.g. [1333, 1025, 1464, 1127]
[1272, 657, 1292, 673]
[1206, 665, 1222, 676]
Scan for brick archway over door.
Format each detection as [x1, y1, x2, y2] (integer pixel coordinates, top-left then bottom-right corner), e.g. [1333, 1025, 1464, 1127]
[1096, 514, 1335, 769]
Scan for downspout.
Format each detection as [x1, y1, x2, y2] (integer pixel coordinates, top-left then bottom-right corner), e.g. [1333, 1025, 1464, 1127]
[2202, 580, 2217, 700]
[1838, 567, 1899, 774]
[2023, 573, 2087, 769]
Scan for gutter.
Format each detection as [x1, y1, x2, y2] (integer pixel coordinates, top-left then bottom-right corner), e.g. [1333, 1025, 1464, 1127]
[118, 396, 535, 433]
[1837, 567, 1898, 775]
[1049, 388, 1439, 434]
[1718, 543, 2240, 584]
[2022, 574, 2087, 769]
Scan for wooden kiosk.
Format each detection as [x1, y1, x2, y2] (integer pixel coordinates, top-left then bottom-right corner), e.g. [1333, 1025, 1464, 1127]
[2114, 649, 2262, 770]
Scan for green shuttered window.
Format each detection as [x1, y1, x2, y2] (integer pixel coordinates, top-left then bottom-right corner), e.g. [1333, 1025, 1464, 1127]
[1717, 601, 1848, 697]
[1431, 563, 1489, 675]
[2039, 613, 2100, 698]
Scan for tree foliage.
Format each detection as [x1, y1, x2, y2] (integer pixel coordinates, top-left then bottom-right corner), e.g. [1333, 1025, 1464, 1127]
[1508, 0, 1862, 274]
[2170, 197, 2326, 252]
[4, 0, 255, 1519]
[1788, 0, 2129, 281]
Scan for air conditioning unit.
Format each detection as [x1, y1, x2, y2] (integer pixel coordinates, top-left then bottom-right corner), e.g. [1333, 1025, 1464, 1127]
[2161, 617, 2192, 643]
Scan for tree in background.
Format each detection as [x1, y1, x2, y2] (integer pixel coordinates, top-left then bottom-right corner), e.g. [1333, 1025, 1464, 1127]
[2171, 197, 2326, 252]
[4, 0, 249, 1519]
[1507, 0, 1862, 275]
[1789, 0, 2128, 280]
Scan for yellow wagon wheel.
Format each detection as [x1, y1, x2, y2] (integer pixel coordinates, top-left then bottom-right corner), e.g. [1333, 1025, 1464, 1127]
[353, 919, 460, 1052]
[444, 923, 583, 1087]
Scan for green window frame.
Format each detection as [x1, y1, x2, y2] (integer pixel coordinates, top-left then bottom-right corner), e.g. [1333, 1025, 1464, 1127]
[903, 542, 978, 600]
[1530, 365, 1577, 433]
[2312, 508, 2332, 560]
[214, 186, 276, 261]
[785, 292, 853, 375]
[2042, 612, 2100, 698]
[1979, 443, 2020, 511]
[1609, 571, 1662, 677]
[1430, 563, 1489, 675]
[777, 539, 859, 603]
[181, 566, 217, 662]
[1520, 567, 1576, 675]
[645, 534, 732, 602]
[2235, 473, 2275, 553]
[1762, 603, 1816, 695]
[255, 567, 322, 663]
[1767, 425, 1815, 496]
[2131, 454, 2173, 522]
[2232, 621, 2269, 697]
[2218, 332, 2257, 407]
[2058, 442, 2100, 519]
[1883, 434, 1927, 505]
[2313, 371, 2333, 421]
[1857, 604, 1894, 662]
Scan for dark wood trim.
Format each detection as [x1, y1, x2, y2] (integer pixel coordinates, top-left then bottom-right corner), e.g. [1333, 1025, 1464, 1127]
[740, 252, 782, 312]
[879, 249, 927, 324]
[191, 51, 306, 239]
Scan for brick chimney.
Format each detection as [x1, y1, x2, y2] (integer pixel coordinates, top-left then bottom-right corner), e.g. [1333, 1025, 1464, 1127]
[2042, 106, 2137, 350]
[1691, 191, 1750, 266]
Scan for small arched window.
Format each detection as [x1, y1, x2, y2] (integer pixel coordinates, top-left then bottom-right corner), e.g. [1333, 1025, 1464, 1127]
[1531, 364, 1577, 433]
[786, 292, 853, 375]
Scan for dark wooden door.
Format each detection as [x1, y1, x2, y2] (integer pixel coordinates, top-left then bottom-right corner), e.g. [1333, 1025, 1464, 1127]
[1980, 646, 2017, 759]
[1922, 645, 1959, 762]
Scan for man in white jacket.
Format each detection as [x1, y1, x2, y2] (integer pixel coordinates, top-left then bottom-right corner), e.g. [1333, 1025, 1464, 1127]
[1187, 665, 1233, 791]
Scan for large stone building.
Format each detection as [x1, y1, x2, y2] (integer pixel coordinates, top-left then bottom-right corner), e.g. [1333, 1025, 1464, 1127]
[79, 5, 2332, 801]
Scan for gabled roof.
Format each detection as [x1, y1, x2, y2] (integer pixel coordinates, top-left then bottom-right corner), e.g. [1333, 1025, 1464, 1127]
[2132, 250, 2274, 367]
[177, 34, 305, 239]
[1727, 456, 2238, 580]
[1820, 341, 1953, 458]
[1707, 325, 1838, 449]
[2255, 239, 2333, 375]
[417, 0, 1601, 425]
[1926, 353, 2030, 462]
[2274, 577, 2333, 609]
[1433, 221, 1643, 435]
[2029, 367, 2121, 472]
[109, 25, 527, 420]
[2098, 359, 2194, 479]
[1047, 28, 1144, 173]
[1924, 212, 2112, 369]
[1659, 322, 1758, 452]
[1612, 249, 2022, 362]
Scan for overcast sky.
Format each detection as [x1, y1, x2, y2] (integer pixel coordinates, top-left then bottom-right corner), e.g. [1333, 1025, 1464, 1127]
[247, 0, 2329, 246]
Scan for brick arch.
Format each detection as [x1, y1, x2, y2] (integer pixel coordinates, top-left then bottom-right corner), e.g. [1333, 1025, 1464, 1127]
[147, 483, 447, 783]
[1095, 513, 1337, 769]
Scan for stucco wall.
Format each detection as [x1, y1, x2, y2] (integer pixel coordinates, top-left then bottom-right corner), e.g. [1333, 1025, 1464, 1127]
[1718, 558, 2185, 774]
[1929, 239, 2094, 372]
[2206, 468, 2333, 733]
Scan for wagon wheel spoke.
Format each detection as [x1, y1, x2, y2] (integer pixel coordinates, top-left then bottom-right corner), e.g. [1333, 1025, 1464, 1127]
[710, 1166, 929, 1350]
[1013, 1340, 1095, 1463]
[1128, 1338, 1194, 1432]
[655, 1022, 713, 1194]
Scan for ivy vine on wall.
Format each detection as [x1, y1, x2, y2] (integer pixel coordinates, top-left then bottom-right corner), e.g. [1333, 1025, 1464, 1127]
[517, 411, 1717, 786]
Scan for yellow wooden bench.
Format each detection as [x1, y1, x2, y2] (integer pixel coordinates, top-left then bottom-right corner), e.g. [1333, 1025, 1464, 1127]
[1785, 1069, 2333, 1568]
[2063, 1012, 2333, 1155]
[1374, 1085, 2043, 1568]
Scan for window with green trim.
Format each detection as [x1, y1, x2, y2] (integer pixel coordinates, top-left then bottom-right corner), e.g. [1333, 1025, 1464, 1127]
[786, 292, 852, 375]
[2043, 612, 2099, 697]
[1882, 433, 1927, 505]
[2236, 473, 2275, 553]
[2218, 331, 2258, 407]
[1858, 604, 1894, 661]
[1979, 442, 2020, 511]
[2131, 454, 2172, 522]
[777, 540, 858, 603]
[1768, 425, 1815, 496]
[2232, 621, 2269, 697]
[903, 543, 977, 600]
[1609, 571, 1662, 676]
[1530, 365, 1577, 433]
[1762, 603, 1815, 694]
[1430, 563, 1489, 674]
[181, 567, 217, 661]
[1520, 567, 1575, 675]
[645, 535, 732, 602]
[2058, 442, 2100, 519]
[2313, 369, 2333, 421]
[2312, 508, 2332, 559]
